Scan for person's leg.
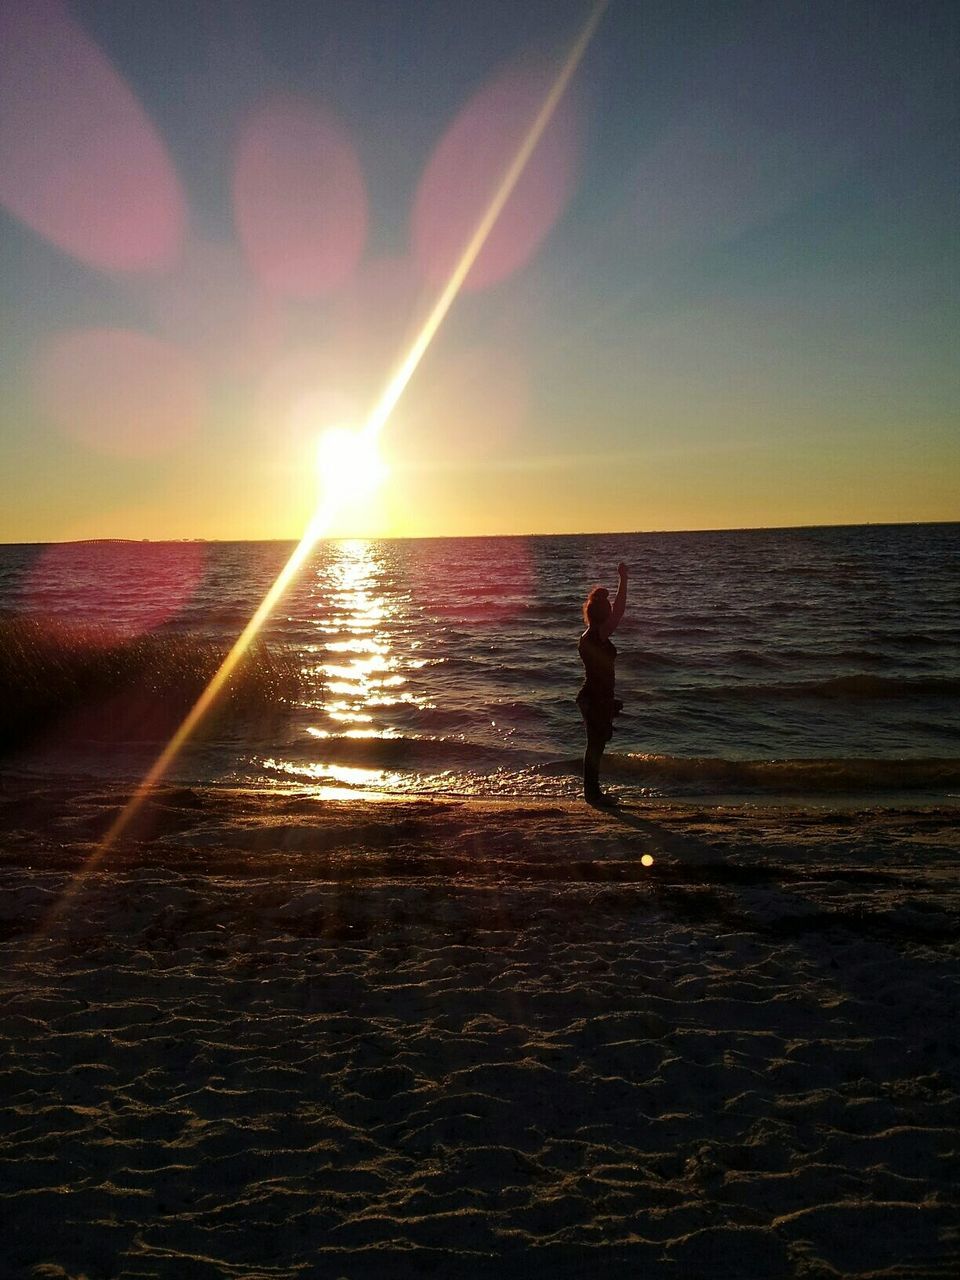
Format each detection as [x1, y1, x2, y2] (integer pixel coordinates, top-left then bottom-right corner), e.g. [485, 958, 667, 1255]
[583, 723, 605, 801]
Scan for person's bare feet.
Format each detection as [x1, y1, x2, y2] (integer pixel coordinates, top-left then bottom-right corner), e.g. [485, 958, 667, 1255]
[585, 791, 620, 808]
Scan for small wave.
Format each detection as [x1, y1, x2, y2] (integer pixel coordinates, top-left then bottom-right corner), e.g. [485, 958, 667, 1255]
[778, 646, 889, 666]
[723, 648, 784, 669]
[294, 733, 519, 768]
[696, 674, 960, 701]
[539, 753, 960, 794]
[870, 629, 959, 649]
[632, 648, 693, 669]
[174, 606, 266, 630]
[648, 626, 717, 640]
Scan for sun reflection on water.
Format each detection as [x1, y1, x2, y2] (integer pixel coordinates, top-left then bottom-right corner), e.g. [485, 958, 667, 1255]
[266, 538, 436, 792]
[262, 757, 400, 796]
[312, 538, 410, 725]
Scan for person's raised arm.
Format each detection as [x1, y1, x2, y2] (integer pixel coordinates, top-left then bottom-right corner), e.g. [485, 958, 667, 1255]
[599, 562, 628, 638]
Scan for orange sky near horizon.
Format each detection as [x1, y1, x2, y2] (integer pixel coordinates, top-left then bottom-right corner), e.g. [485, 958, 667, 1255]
[3, 399, 957, 544]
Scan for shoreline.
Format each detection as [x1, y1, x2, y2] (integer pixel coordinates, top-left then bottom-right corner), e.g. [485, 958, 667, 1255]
[2, 778, 958, 1277]
[5, 758, 959, 813]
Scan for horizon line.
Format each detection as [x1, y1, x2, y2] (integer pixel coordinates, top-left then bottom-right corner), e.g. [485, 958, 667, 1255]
[1, 517, 957, 547]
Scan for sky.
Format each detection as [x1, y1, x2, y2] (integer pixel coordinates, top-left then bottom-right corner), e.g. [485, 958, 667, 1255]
[0, 0, 957, 541]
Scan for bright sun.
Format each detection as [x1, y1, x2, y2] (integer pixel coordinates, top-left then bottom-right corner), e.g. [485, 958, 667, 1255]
[316, 426, 388, 513]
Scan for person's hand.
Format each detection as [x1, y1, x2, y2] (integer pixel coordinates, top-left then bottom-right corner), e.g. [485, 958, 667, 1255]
[617, 561, 629, 579]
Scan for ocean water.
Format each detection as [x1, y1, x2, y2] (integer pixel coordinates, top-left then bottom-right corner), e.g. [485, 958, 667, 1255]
[2, 524, 959, 801]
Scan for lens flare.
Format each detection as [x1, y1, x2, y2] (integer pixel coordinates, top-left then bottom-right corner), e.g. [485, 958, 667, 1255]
[27, 0, 609, 952]
[234, 97, 367, 296]
[414, 63, 582, 291]
[0, 0, 185, 272]
[363, 1, 607, 445]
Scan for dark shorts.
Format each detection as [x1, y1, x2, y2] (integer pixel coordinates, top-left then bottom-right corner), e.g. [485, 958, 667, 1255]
[576, 693, 622, 744]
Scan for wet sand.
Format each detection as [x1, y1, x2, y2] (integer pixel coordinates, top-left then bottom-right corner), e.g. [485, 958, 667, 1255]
[1, 779, 958, 1278]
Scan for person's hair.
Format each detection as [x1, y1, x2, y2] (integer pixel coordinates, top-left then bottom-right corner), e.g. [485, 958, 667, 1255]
[583, 586, 611, 627]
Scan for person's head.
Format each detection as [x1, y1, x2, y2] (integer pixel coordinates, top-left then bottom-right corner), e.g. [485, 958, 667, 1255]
[583, 586, 611, 628]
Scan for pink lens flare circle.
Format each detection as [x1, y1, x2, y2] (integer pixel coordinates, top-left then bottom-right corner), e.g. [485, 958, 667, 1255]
[19, 540, 206, 641]
[413, 65, 583, 292]
[0, 0, 185, 273]
[35, 328, 205, 458]
[234, 98, 368, 297]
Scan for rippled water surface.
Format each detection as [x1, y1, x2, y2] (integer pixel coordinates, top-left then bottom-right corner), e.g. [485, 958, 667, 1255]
[2, 524, 958, 799]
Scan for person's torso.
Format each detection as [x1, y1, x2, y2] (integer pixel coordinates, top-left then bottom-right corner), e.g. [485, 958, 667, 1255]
[578, 628, 616, 698]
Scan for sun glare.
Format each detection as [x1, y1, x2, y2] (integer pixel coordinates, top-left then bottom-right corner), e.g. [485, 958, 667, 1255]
[317, 426, 387, 507]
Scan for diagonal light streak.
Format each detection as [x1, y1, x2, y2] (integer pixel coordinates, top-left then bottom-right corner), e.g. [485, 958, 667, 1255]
[362, 0, 608, 444]
[32, 0, 609, 942]
[29, 502, 334, 942]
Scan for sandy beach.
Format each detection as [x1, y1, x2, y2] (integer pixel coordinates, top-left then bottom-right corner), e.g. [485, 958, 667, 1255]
[1, 779, 957, 1278]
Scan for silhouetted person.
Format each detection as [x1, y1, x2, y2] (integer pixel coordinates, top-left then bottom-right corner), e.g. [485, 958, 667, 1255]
[577, 563, 628, 806]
